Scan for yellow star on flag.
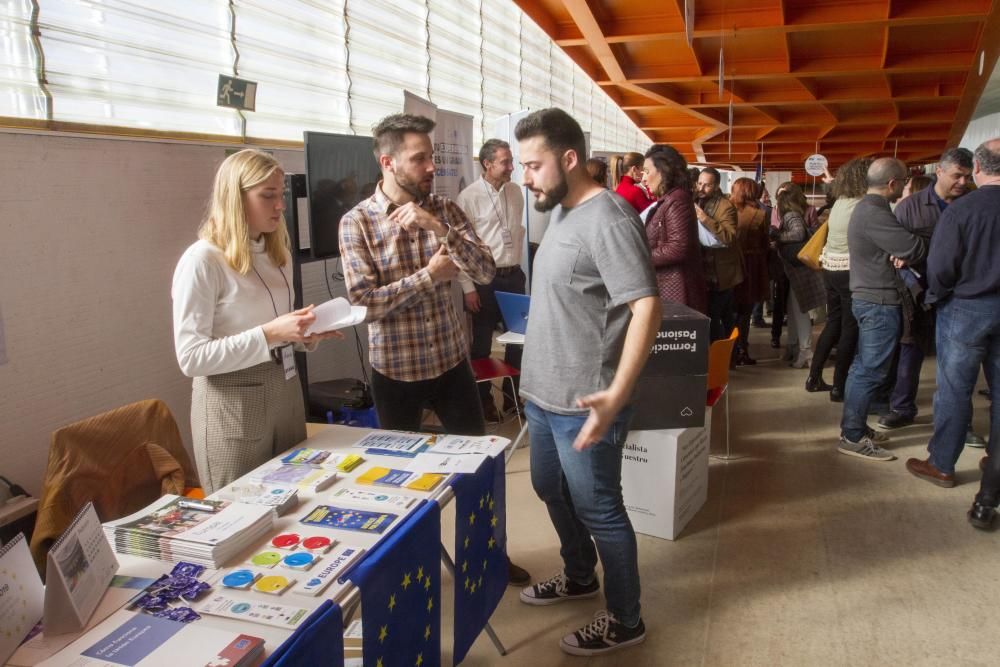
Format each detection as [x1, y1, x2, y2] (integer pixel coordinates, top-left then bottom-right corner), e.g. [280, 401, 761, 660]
[464, 576, 471, 590]
[377, 658, 384, 667]
[424, 575, 431, 590]
[482, 559, 488, 571]
[469, 512, 476, 525]
[488, 536, 496, 550]
[489, 498, 495, 511]
[416, 653, 424, 666]
[469, 581, 477, 593]
[388, 593, 396, 611]
[379, 625, 388, 643]
[424, 624, 431, 640]
[464, 536, 470, 549]
[462, 559, 468, 572]
[479, 496, 485, 509]
[427, 597, 434, 611]
[491, 514, 498, 528]
[416, 565, 424, 582]
[401, 572, 412, 590]
[478, 576, 484, 588]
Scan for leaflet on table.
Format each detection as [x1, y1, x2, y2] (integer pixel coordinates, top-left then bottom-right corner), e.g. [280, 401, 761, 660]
[0, 534, 44, 665]
[405, 452, 487, 474]
[299, 505, 397, 534]
[280, 447, 331, 465]
[196, 594, 311, 629]
[330, 487, 416, 510]
[304, 297, 367, 335]
[426, 434, 510, 457]
[355, 466, 445, 491]
[35, 609, 264, 666]
[248, 463, 339, 490]
[353, 430, 430, 457]
[210, 482, 299, 515]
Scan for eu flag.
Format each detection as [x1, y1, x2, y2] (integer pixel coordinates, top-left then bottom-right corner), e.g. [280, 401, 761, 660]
[347, 499, 441, 667]
[261, 600, 344, 667]
[452, 453, 507, 663]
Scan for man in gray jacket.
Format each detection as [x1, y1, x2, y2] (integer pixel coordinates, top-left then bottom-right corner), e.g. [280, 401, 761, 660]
[839, 158, 926, 461]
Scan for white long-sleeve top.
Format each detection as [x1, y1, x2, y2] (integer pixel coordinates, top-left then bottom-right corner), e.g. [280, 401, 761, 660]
[172, 238, 292, 377]
[455, 177, 525, 293]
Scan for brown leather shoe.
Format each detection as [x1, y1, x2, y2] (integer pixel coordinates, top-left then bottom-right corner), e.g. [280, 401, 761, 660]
[906, 458, 956, 488]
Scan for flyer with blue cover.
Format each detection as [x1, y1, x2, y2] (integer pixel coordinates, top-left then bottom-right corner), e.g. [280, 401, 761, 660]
[299, 505, 397, 534]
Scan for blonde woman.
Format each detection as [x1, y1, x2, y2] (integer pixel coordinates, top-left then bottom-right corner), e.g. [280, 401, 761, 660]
[172, 149, 341, 492]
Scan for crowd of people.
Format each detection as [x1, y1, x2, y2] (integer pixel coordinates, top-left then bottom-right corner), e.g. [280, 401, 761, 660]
[170, 103, 998, 657]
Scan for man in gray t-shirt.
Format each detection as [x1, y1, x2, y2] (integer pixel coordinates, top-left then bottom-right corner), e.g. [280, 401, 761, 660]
[513, 108, 661, 658]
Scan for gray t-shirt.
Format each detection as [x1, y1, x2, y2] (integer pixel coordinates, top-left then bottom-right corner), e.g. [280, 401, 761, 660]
[520, 190, 658, 414]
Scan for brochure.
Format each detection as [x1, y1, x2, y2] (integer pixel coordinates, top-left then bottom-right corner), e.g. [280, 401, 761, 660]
[304, 297, 366, 335]
[353, 431, 430, 457]
[299, 505, 397, 534]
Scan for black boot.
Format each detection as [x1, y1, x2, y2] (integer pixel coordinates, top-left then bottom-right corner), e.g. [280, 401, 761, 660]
[805, 376, 831, 393]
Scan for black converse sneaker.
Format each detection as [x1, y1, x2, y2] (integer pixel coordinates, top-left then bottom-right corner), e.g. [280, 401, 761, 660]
[519, 571, 599, 606]
[560, 610, 646, 656]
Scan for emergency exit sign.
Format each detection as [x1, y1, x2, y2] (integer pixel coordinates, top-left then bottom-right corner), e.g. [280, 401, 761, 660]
[217, 74, 257, 112]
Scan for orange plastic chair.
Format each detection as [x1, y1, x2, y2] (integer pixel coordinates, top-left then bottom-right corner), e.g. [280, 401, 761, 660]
[470, 357, 522, 429]
[707, 327, 739, 460]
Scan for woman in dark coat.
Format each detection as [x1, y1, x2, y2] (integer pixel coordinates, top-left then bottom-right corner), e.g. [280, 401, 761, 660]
[730, 178, 770, 365]
[640, 144, 707, 313]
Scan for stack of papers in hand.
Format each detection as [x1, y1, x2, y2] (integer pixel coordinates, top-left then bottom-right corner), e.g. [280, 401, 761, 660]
[304, 297, 366, 335]
[210, 482, 299, 516]
[102, 495, 274, 569]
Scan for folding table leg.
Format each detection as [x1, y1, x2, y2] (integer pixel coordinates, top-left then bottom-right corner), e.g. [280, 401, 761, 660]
[440, 543, 507, 656]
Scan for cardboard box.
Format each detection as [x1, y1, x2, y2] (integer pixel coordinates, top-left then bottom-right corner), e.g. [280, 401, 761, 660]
[630, 373, 707, 431]
[621, 427, 709, 540]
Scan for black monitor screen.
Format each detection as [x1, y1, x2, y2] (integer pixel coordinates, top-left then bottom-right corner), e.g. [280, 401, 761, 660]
[304, 131, 380, 259]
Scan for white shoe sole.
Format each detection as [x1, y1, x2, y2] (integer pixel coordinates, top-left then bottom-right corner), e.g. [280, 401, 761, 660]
[837, 446, 895, 462]
[560, 633, 646, 656]
[519, 589, 599, 606]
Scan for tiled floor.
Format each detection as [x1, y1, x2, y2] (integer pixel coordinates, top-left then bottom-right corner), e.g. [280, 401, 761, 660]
[444, 326, 995, 666]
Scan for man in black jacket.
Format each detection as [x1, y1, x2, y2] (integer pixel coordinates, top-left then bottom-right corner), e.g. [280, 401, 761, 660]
[906, 139, 1000, 507]
[877, 148, 972, 431]
[838, 158, 926, 461]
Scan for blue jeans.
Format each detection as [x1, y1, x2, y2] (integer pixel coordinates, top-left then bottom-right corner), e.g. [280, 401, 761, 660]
[525, 401, 641, 626]
[841, 300, 902, 442]
[928, 296, 1000, 474]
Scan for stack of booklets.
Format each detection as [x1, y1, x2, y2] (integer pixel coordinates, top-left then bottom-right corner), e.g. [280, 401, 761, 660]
[353, 431, 430, 457]
[210, 481, 299, 516]
[355, 466, 445, 492]
[248, 463, 339, 491]
[36, 609, 264, 666]
[102, 495, 274, 569]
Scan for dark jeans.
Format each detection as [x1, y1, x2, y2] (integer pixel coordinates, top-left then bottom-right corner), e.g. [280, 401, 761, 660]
[888, 342, 924, 419]
[708, 287, 736, 342]
[840, 300, 902, 442]
[525, 402, 640, 626]
[371, 360, 485, 435]
[928, 296, 1000, 476]
[771, 275, 789, 342]
[735, 303, 754, 353]
[809, 270, 858, 392]
[469, 267, 525, 404]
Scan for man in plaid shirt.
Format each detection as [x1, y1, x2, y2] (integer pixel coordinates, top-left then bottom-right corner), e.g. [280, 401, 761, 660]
[339, 113, 496, 434]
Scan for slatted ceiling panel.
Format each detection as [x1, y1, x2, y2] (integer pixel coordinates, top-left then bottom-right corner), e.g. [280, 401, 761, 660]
[517, 0, 999, 177]
[0, 0, 45, 119]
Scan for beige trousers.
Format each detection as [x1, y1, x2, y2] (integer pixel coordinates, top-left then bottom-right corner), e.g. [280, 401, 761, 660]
[191, 359, 306, 493]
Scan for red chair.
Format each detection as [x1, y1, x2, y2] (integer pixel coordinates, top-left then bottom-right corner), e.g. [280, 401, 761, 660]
[707, 327, 740, 461]
[470, 358, 522, 429]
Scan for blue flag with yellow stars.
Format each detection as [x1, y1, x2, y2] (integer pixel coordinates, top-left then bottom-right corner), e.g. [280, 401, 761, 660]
[261, 600, 344, 667]
[347, 499, 440, 667]
[452, 453, 507, 663]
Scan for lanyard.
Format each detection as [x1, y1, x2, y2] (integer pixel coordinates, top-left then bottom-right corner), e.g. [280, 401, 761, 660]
[252, 262, 292, 318]
[482, 179, 510, 233]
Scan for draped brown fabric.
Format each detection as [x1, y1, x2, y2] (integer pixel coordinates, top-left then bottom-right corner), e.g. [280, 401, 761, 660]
[29, 399, 200, 572]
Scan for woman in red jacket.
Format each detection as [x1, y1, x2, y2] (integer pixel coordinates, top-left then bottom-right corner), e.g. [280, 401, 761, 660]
[640, 144, 707, 313]
[615, 151, 657, 214]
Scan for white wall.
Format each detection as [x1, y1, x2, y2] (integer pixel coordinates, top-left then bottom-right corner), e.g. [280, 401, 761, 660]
[0, 131, 368, 496]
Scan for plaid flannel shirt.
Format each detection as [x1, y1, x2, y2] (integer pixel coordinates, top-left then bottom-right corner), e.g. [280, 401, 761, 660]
[339, 184, 495, 381]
